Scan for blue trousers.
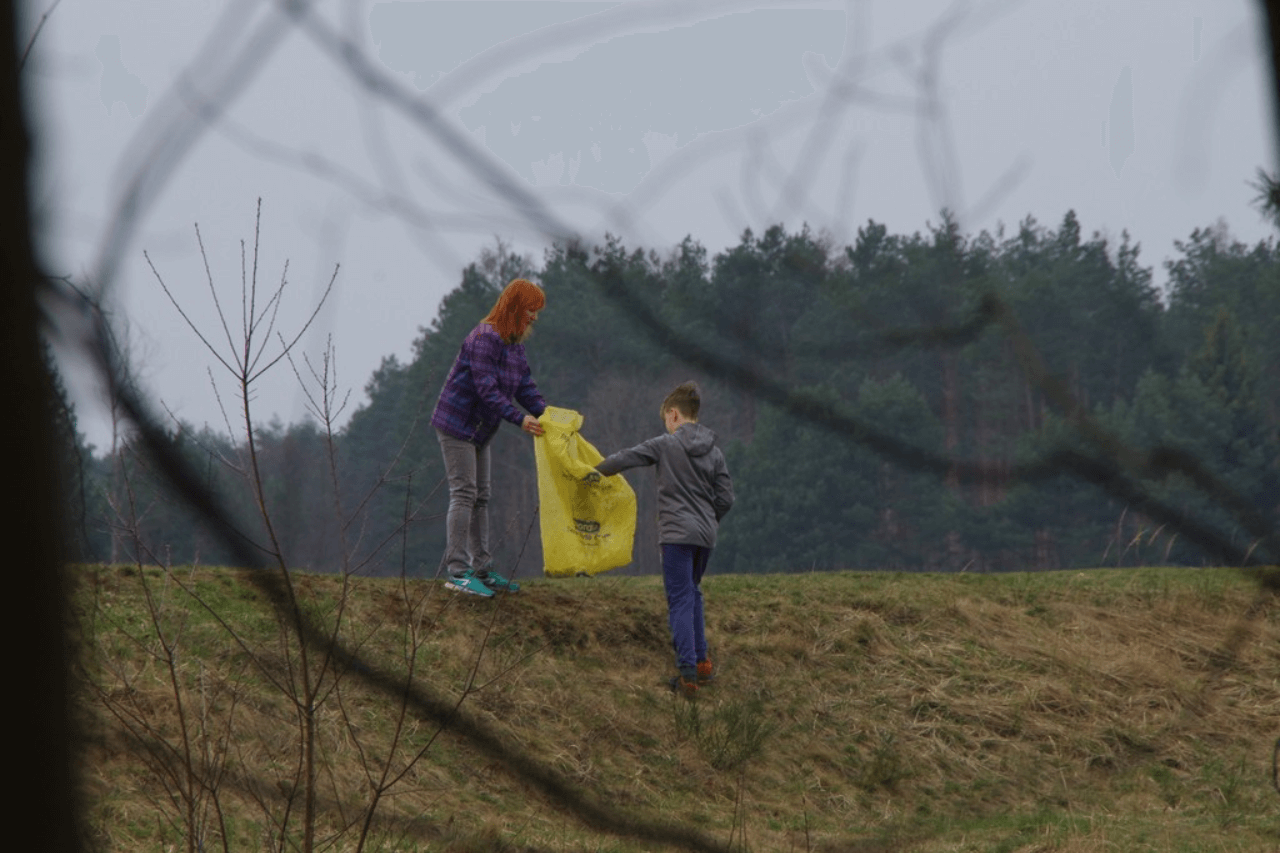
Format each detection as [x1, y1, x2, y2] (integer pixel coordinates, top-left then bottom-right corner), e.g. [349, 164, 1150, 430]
[661, 543, 711, 672]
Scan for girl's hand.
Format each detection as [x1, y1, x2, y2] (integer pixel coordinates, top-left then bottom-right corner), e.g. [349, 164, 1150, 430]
[522, 415, 544, 436]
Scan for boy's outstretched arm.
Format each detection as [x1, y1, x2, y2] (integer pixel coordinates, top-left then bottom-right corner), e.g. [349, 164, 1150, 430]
[594, 437, 661, 478]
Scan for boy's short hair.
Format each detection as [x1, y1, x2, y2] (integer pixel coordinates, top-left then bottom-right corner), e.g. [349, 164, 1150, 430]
[661, 381, 701, 421]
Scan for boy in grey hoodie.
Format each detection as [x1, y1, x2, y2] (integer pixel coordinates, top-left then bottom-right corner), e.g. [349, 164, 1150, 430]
[589, 382, 734, 696]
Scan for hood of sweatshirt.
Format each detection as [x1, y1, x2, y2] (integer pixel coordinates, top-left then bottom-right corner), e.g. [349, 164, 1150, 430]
[675, 422, 717, 457]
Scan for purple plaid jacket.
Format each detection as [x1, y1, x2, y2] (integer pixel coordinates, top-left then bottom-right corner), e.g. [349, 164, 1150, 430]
[430, 323, 547, 445]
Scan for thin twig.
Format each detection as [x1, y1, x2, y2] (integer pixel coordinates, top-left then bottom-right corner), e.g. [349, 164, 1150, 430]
[18, 0, 63, 72]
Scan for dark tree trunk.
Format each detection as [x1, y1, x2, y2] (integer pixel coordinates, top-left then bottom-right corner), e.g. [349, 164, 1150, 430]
[1, 1, 86, 847]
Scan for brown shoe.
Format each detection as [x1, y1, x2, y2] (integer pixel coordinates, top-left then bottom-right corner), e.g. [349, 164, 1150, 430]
[696, 658, 715, 685]
[669, 669, 699, 697]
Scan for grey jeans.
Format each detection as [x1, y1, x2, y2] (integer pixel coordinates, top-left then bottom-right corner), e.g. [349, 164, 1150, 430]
[436, 429, 492, 576]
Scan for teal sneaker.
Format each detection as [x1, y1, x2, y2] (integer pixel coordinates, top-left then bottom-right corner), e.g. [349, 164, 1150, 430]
[478, 569, 520, 593]
[445, 570, 494, 598]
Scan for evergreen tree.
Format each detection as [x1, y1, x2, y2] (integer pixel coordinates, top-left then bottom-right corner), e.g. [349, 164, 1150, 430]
[43, 346, 100, 561]
[718, 375, 946, 573]
[76, 213, 1280, 573]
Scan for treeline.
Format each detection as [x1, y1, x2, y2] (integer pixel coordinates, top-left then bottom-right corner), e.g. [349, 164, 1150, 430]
[61, 210, 1280, 575]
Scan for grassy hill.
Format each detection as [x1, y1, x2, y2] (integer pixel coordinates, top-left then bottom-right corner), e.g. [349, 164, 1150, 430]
[72, 564, 1279, 852]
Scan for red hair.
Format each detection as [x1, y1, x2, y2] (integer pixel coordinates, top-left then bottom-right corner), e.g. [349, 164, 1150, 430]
[483, 278, 545, 342]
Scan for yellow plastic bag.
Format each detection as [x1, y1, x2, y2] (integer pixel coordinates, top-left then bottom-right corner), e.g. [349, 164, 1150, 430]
[534, 407, 636, 576]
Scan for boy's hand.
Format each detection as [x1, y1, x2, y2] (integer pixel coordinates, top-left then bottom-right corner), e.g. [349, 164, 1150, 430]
[582, 471, 602, 484]
[522, 415, 544, 436]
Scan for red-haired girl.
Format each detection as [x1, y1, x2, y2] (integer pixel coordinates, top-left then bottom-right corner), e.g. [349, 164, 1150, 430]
[430, 278, 548, 596]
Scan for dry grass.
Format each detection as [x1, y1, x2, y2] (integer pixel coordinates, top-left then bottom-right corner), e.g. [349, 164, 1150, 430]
[71, 564, 1280, 852]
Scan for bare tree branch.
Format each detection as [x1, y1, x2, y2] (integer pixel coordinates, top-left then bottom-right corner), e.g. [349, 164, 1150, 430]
[18, 0, 62, 73]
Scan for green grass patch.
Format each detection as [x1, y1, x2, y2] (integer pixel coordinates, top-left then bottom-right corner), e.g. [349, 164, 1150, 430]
[71, 563, 1280, 852]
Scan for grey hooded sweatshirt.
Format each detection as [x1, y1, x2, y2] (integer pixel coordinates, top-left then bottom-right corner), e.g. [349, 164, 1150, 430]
[595, 422, 734, 548]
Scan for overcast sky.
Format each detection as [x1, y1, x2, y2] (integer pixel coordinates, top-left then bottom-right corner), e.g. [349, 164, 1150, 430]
[27, 0, 1276, 451]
